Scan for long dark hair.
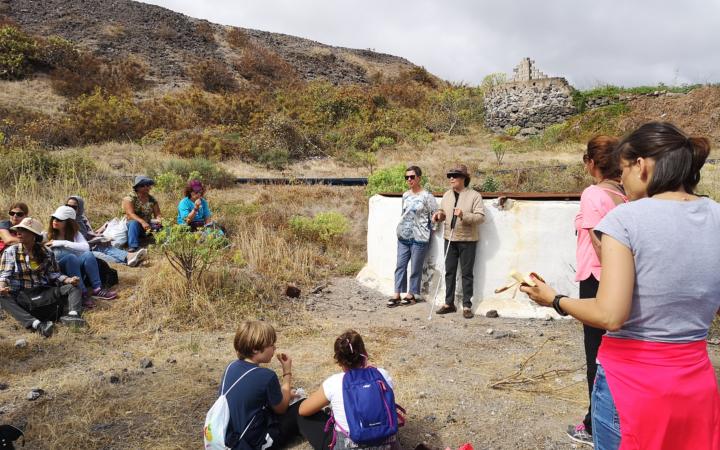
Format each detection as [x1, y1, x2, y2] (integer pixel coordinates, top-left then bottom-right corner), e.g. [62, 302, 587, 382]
[334, 330, 367, 369]
[48, 218, 80, 241]
[616, 122, 710, 196]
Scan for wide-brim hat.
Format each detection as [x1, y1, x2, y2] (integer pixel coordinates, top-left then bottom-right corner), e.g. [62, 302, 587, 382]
[133, 175, 155, 189]
[52, 205, 76, 221]
[10, 217, 44, 237]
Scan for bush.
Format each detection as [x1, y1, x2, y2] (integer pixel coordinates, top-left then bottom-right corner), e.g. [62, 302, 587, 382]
[154, 223, 229, 290]
[367, 164, 419, 197]
[50, 52, 147, 97]
[226, 28, 250, 49]
[233, 44, 298, 89]
[189, 58, 238, 93]
[147, 158, 235, 188]
[65, 88, 144, 143]
[289, 211, 349, 243]
[161, 128, 243, 160]
[0, 146, 96, 186]
[0, 26, 37, 79]
[154, 171, 184, 193]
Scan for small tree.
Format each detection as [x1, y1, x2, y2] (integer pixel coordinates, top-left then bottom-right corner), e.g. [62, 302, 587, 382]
[154, 224, 229, 291]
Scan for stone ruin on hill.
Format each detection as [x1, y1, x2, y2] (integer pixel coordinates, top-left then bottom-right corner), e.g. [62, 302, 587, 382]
[484, 58, 577, 136]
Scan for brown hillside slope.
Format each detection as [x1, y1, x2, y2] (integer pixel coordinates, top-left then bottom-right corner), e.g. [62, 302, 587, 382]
[1, 0, 418, 86]
[624, 86, 720, 143]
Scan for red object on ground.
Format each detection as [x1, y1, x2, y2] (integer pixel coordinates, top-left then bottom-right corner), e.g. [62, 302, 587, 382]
[457, 444, 474, 450]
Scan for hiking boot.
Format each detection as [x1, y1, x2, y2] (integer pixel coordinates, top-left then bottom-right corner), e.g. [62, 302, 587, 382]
[463, 308, 474, 319]
[36, 321, 54, 338]
[567, 424, 593, 447]
[435, 304, 457, 315]
[60, 315, 87, 328]
[92, 288, 117, 300]
[127, 248, 147, 267]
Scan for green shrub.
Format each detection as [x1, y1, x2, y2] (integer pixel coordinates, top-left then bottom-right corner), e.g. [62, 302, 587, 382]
[155, 171, 184, 193]
[0, 26, 37, 79]
[147, 158, 235, 188]
[479, 176, 501, 192]
[288, 211, 349, 243]
[491, 140, 506, 165]
[0, 147, 96, 186]
[365, 164, 432, 197]
[154, 223, 229, 290]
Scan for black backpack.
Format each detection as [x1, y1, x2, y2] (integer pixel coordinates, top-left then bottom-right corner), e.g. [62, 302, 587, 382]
[96, 258, 119, 288]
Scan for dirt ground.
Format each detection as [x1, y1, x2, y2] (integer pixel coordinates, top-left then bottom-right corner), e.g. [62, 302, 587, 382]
[3, 273, 719, 450]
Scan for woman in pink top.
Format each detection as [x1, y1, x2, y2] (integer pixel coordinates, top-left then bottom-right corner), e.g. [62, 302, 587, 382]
[569, 135, 628, 445]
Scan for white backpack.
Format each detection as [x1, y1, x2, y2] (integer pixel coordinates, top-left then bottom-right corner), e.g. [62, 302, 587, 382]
[204, 365, 258, 450]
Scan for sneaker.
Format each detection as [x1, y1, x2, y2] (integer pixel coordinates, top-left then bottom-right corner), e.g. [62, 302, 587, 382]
[36, 321, 54, 338]
[127, 248, 147, 267]
[435, 304, 457, 315]
[127, 247, 139, 253]
[60, 315, 87, 328]
[567, 424, 593, 447]
[463, 308, 474, 319]
[92, 288, 117, 300]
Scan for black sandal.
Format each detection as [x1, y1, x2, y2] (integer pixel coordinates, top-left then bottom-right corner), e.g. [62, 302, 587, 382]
[400, 296, 416, 306]
[387, 298, 401, 308]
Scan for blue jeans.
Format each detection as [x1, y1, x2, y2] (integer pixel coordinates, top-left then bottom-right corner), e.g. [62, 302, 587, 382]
[58, 252, 102, 293]
[92, 246, 128, 264]
[127, 220, 147, 249]
[393, 239, 429, 296]
[591, 363, 621, 450]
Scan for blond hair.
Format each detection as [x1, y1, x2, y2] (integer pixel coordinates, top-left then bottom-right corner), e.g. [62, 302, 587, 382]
[234, 321, 277, 359]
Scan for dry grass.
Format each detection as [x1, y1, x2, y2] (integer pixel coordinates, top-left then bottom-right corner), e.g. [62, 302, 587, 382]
[0, 76, 68, 115]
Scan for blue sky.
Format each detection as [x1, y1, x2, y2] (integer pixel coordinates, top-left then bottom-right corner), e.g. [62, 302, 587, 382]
[140, 0, 720, 89]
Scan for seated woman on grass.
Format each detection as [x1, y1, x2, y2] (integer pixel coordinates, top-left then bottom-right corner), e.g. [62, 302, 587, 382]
[122, 176, 162, 253]
[46, 206, 117, 308]
[0, 202, 29, 254]
[66, 195, 147, 267]
[0, 217, 85, 338]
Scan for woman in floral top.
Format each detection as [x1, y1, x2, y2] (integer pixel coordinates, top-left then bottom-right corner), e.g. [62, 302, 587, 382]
[122, 176, 163, 252]
[387, 166, 438, 307]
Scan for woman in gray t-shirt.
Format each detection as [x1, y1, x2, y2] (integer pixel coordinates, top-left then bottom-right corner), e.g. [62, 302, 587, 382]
[521, 122, 720, 450]
[387, 166, 438, 307]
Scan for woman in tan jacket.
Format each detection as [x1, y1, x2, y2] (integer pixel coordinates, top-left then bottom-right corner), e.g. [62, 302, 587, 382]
[432, 164, 485, 318]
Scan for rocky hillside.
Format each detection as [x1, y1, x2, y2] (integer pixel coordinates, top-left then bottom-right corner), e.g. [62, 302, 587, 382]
[0, 0, 418, 86]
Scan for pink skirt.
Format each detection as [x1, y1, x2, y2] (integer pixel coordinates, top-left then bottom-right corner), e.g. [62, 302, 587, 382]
[598, 336, 720, 449]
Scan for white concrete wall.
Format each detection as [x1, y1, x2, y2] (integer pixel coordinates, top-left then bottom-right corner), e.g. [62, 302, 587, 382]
[357, 194, 580, 319]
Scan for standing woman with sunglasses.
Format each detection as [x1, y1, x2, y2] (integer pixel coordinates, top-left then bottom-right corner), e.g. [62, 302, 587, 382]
[432, 164, 485, 319]
[387, 166, 438, 308]
[46, 206, 117, 307]
[0, 202, 29, 253]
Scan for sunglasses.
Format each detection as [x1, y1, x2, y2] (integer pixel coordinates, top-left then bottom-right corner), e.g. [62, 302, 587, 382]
[446, 173, 463, 179]
[65, 204, 78, 210]
[51, 217, 67, 222]
[404, 175, 416, 180]
[8, 211, 25, 217]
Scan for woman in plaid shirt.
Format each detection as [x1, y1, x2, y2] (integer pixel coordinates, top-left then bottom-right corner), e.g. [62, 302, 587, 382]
[0, 217, 84, 338]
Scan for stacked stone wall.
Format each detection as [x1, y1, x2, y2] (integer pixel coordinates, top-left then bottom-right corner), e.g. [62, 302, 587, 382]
[484, 77, 577, 136]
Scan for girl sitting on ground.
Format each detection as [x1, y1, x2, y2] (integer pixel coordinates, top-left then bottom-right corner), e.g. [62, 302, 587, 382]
[46, 206, 117, 308]
[298, 330, 401, 450]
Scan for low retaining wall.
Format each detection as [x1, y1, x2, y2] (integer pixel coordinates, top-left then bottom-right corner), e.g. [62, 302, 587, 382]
[357, 194, 581, 319]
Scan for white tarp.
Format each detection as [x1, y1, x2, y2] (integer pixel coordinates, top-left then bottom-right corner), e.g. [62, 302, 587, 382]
[357, 194, 581, 319]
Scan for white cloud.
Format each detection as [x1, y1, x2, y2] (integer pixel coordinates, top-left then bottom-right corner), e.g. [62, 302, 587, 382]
[139, 0, 720, 88]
